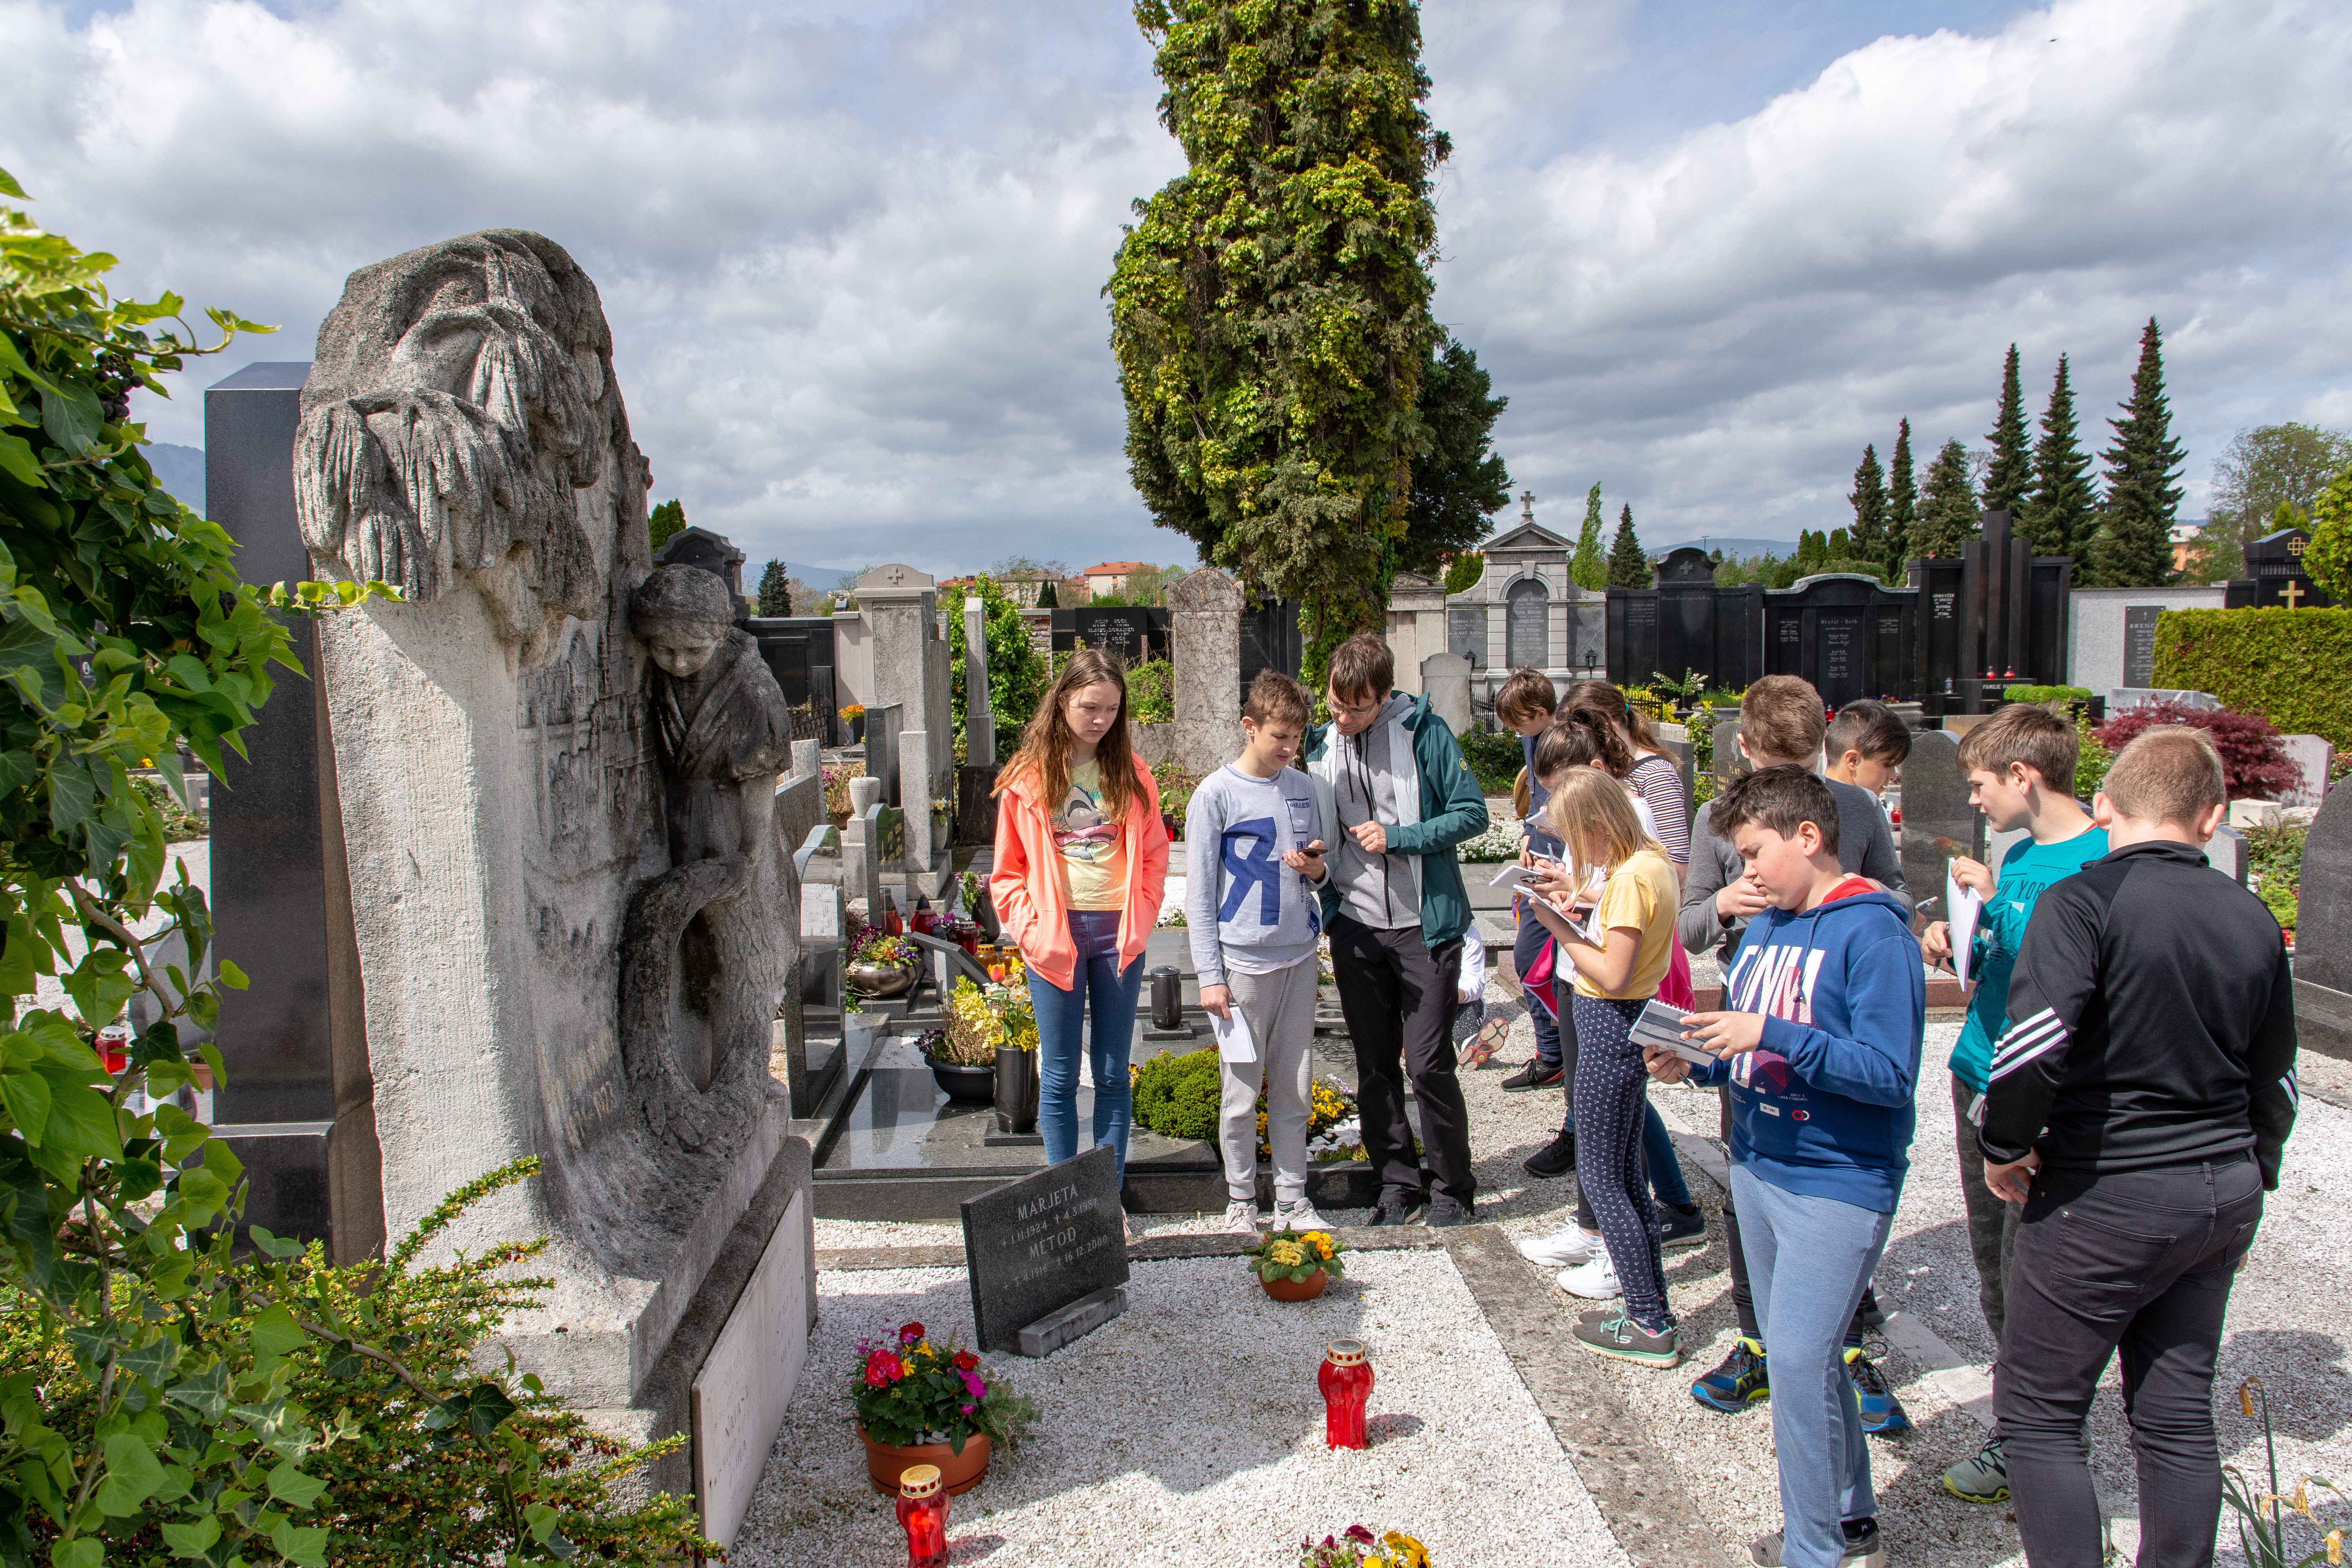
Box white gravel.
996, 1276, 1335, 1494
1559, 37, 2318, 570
733, 1251, 1630, 1568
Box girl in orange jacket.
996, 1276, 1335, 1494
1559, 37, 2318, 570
989, 649, 1170, 1190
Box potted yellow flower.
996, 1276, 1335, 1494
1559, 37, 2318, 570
1245, 1227, 1345, 1302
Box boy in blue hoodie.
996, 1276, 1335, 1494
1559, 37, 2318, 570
1651, 766, 1922, 1568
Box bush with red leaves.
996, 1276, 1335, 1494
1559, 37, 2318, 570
2092, 700, 2299, 801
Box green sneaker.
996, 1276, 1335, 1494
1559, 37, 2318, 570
1942, 1434, 2009, 1503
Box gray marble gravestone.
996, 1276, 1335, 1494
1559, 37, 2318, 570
2296, 782, 2352, 1056
1898, 729, 1981, 929
2279, 735, 2334, 809
290, 230, 811, 1548
960, 1145, 1131, 1356
1421, 651, 1472, 735
1168, 566, 1243, 778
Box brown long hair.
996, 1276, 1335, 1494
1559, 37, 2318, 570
1563, 678, 1659, 753
995, 648, 1141, 824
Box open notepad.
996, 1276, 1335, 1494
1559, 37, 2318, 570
1628, 998, 1718, 1065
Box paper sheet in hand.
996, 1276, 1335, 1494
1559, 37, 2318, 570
1945, 868, 1984, 986
1487, 864, 1534, 891
1629, 998, 1716, 1064
1210, 1007, 1256, 1064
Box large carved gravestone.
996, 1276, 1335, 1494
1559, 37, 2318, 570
1168, 567, 1243, 778
292, 230, 812, 1548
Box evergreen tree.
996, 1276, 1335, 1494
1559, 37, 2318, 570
1847, 443, 1889, 576
755, 559, 791, 616
1913, 437, 1982, 557
1107, 0, 1449, 681
1984, 343, 2032, 517
1399, 335, 1511, 577
1887, 418, 1918, 575
648, 497, 686, 553
2021, 353, 2097, 561
1570, 482, 1607, 590
2093, 317, 2187, 587
1036, 577, 1058, 608
1606, 503, 1648, 587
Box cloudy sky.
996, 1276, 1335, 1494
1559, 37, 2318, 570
7, 0, 2348, 577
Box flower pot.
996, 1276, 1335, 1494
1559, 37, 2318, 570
858, 1427, 990, 1497
848, 715, 866, 744
1261, 1269, 1329, 1303
993, 1045, 1039, 1134
929, 1058, 996, 1103
847, 960, 918, 999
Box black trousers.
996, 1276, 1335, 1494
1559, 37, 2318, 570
1329, 915, 1475, 1207
1997, 1155, 2263, 1568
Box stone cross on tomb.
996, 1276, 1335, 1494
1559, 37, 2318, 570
1519, 490, 1536, 524
886, 566, 907, 586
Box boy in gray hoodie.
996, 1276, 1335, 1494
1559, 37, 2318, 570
1186, 671, 1331, 1232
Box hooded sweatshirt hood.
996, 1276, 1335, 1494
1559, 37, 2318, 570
1697, 880, 1924, 1213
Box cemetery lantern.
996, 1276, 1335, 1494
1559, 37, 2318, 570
895, 1463, 951, 1567
1319, 1339, 1373, 1449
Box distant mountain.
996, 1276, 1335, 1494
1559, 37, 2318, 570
144, 443, 205, 517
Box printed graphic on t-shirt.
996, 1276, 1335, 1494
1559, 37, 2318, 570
1053, 773, 1118, 862
1220, 815, 1281, 924
1721, 941, 1816, 1098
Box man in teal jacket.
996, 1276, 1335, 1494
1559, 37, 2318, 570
1302, 633, 1490, 1225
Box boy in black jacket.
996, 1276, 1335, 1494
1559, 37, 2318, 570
1980, 726, 2299, 1568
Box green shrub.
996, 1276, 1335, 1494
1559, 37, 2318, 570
1457, 725, 1523, 794
2075, 717, 2113, 798
2001, 684, 2093, 705
1130, 1047, 1222, 1140
1127, 657, 1175, 723
2244, 823, 2306, 931
2153, 608, 2352, 751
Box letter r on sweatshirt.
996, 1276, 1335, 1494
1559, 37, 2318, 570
1219, 816, 1281, 925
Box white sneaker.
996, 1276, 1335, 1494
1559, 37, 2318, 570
1518, 1225, 1602, 1267
1273, 1200, 1328, 1231
1557, 1255, 1622, 1299
1221, 1201, 1262, 1234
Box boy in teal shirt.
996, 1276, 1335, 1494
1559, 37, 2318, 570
1922, 703, 2107, 1505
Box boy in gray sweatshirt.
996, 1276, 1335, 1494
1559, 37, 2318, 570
1186, 671, 1331, 1232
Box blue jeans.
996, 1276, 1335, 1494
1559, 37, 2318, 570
1642, 1102, 1691, 1208
1027, 910, 1145, 1183
1730, 1164, 1894, 1568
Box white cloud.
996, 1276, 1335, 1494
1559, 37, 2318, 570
3, 0, 2345, 577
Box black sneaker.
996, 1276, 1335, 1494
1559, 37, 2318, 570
1367, 1194, 1428, 1227
1499, 1059, 1563, 1092
1425, 1194, 1474, 1228
1657, 1200, 1706, 1248
1748, 1517, 1882, 1567
1522, 1132, 1576, 1178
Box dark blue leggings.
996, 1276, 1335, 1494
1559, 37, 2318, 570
1570, 994, 1672, 1333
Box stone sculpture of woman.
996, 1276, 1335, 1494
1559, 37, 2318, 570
619, 565, 795, 1152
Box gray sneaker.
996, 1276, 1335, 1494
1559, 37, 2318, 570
1572, 1313, 1682, 1368
1942, 1434, 2009, 1503
1424, 1194, 1474, 1228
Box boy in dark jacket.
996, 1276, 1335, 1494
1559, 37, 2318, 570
1651, 766, 1922, 1568
1980, 726, 2298, 1568
1302, 633, 1489, 1227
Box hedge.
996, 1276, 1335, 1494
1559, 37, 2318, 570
2152, 608, 2352, 752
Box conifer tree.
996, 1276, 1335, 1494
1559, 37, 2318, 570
1984, 343, 2032, 517
756, 559, 791, 616
1847, 443, 1889, 577
2092, 317, 2187, 588
1606, 502, 1648, 587
1036, 578, 1059, 608
2021, 353, 2096, 560
648, 497, 686, 553
1913, 437, 1982, 558
1887, 418, 1918, 575
1570, 482, 1607, 590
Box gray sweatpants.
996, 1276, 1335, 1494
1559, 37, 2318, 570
1218, 956, 1321, 1204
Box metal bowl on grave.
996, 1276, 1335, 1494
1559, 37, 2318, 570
846, 960, 918, 999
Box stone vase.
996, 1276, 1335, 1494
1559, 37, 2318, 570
992, 1046, 1038, 1134
858, 1427, 990, 1497
1260, 1269, 1329, 1303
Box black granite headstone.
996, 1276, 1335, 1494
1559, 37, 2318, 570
1504, 578, 1548, 669
960, 1145, 1130, 1354
1897, 729, 1980, 930
2295, 783, 2352, 994
1071, 606, 1168, 663
2122, 605, 2163, 688
864, 702, 903, 806
2226, 528, 2337, 610
1240, 594, 1306, 703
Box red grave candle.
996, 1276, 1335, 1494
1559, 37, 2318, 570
894, 1464, 949, 1567
1319, 1338, 1372, 1450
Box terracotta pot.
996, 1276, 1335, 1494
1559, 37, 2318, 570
859, 1427, 991, 1496
1260, 1269, 1329, 1302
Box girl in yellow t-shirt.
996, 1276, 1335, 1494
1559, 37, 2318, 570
1522, 766, 1685, 1366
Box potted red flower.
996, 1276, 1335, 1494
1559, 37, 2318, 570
851, 1321, 1037, 1495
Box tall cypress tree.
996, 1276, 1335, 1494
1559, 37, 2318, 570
1913, 437, 1982, 558
755, 558, 791, 616
2094, 317, 2186, 588
1887, 418, 1918, 575
1570, 482, 1607, 590
1848, 443, 1889, 579
1984, 343, 2032, 517
2021, 353, 2096, 559
1606, 502, 1648, 587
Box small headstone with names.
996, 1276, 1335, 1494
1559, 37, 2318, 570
1898, 729, 1980, 928
959, 1145, 1130, 1356
2122, 605, 2163, 689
